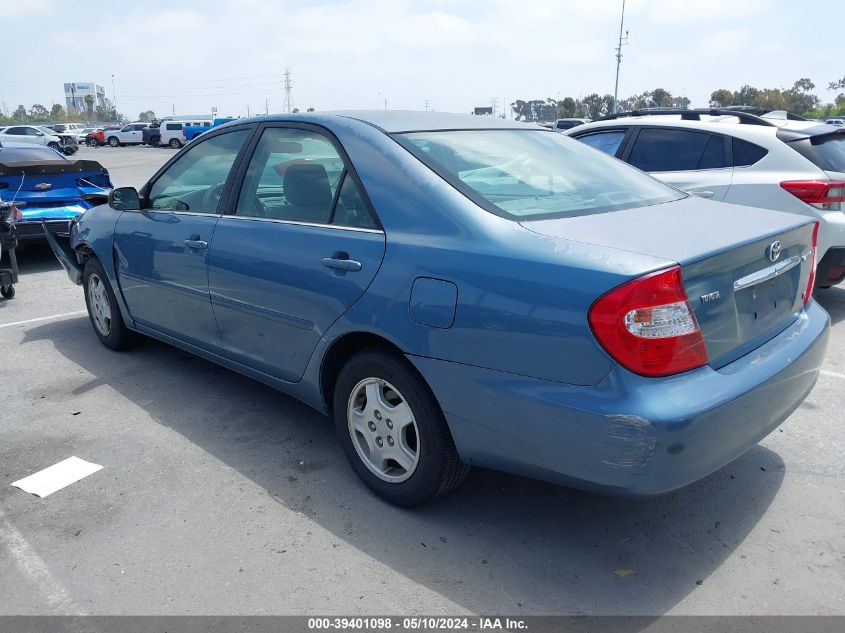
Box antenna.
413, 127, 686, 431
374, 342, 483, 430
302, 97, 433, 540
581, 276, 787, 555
283, 68, 293, 114
612, 0, 629, 114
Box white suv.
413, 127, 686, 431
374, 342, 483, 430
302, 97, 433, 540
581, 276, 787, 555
567, 110, 845, 288
105, 122, 148, 147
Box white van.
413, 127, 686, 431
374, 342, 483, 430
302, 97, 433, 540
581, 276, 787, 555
159, 120, 212, 148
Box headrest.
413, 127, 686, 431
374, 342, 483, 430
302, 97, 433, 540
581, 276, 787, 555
283, 162, 332, 208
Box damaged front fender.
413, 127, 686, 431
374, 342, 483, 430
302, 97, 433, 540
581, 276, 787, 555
42, 219, 83, 285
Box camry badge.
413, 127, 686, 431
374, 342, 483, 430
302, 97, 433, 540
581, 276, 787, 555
35, 182, 52, 190
701, 291, 721, 304
767, 240, 782, 262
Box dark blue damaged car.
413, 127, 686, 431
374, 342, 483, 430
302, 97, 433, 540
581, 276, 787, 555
45, 111, 829, 506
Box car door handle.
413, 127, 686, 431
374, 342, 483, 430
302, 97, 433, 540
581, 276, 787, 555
688, 190, 715, 198
322, 256, 362, 272
184, 239, 208, 250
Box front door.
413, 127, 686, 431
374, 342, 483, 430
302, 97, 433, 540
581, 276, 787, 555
113, 128, 252, 350
208, 125, 386, 382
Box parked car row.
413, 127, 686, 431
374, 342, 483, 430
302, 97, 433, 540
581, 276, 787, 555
566, 109, 845, 288
42, 111, 829, 507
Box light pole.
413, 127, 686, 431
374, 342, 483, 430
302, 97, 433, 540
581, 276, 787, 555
110, 74, 118, 122
612, 0, 629, 113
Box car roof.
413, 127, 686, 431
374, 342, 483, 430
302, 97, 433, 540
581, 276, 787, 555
234, 110, 540, 134
0, 142, 67, 158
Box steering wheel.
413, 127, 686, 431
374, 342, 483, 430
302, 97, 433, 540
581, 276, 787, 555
201, 182, 226, 210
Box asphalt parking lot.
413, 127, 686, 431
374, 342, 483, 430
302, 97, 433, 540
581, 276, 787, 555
1, 146, 843, 616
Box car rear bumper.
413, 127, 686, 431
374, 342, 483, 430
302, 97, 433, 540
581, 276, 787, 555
16, 219, 72, 241
817, 246, 845, 286
409, 301, 830, 496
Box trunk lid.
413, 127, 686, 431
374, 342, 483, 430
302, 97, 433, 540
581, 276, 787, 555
522, 196, 816, 367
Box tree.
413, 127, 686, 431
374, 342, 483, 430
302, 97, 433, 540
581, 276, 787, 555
650, 88, 673, 107
83, 94, 95, 121
733, 85, 759, 106
710, 89, 734, 107
561, 97, 576, 117
29, 104, 50, 122
672, 96, 691, 110
829, 76, 845, 92
138, 110, 156, 122
50, 103, 67, 122
581, 93, 608, 119
306, 107, 315, 112
784, 78, 819, 115
11, 105, 28, 122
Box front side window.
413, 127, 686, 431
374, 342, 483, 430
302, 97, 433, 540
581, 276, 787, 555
576, 130, 626, 156
236, 127, 378, 228
147, 129, 250, 213
628, 128, 711, 172
399, 129, 682, 220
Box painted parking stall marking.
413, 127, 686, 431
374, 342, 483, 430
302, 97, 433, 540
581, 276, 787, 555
820, 369, 845, 380
11, 457, 103, 499
0, 310, 86, 330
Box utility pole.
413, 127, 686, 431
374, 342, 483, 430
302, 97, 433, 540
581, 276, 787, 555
265, 98, 269, 115
384, 98, 388, 110
613, 0, 629, 114
424, 99, 429, 111
283, 68, 293, 114
247, 104, 250, 117
172, 103, 175, 116
490, 97, 498, 117
111, 74, 117, 121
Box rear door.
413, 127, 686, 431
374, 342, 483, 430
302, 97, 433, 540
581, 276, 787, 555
622, 127, 734, 201
208, 123, 386, 382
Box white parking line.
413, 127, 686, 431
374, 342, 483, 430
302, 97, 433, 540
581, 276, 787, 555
0, 311, 86, 330
820, 369, 845, 380
0, 508, 84, 615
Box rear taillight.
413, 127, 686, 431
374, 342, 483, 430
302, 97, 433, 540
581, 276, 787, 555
804, 221, 819, 304
780, 180, 845, 208
588, 266, 708, 377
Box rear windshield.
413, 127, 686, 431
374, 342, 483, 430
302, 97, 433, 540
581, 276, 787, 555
791, 135, 845, 173
397, 129, 683, 220
0, 147, 65, 162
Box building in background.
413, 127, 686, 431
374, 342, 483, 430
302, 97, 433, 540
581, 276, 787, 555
64, 82, 106, 117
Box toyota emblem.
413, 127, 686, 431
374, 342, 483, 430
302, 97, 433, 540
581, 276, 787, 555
767, 240, 782, 262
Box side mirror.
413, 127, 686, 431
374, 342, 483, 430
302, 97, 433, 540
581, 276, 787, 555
109, 187, 141, 211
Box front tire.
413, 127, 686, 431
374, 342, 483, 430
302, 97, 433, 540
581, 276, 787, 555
83, 259, 137, 351
1, 285, 14, 299
48, 142, 61, 151
333, 350, 468, 507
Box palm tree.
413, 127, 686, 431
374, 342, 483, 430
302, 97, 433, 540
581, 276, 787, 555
84, 94, 95, 122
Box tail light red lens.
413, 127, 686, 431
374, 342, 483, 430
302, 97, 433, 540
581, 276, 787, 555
588, 266, 708, 377
780, 180, 845, 206
804, 221, 819, 305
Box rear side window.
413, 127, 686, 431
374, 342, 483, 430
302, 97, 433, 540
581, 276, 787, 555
166, 123, 183, 131
789, 135, 845, 173
576, 130, 626, 156
732, 138, 768, 167
628, 128, 711, 172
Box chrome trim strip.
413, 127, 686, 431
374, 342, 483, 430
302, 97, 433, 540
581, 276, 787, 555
219, 214, 384, 234
733, 255, 801, 291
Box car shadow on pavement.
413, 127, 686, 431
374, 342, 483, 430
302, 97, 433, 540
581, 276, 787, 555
816, 286, 844, 325
24, 317, 787, 616
11, 243, 62, 275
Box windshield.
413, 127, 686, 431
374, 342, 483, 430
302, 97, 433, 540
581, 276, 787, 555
38, 127, 57, 135
398, 129, 683, 220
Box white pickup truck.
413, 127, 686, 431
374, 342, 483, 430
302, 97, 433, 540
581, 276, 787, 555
104, 122, 148, 147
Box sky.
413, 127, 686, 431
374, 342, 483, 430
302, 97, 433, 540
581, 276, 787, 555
2, 0, 843, 120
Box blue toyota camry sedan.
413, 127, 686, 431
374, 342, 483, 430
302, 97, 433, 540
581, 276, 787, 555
46, 111, 829, 506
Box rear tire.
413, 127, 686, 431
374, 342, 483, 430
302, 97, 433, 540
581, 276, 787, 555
150, 136, 160, 148
86, 138, 98, 147
333, 349, 468, 507
83, 259, 138, 351
169, 138, 182, 149
107, 136, 120, 147
1, 285, 14, 299
48, 142, 61, 151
